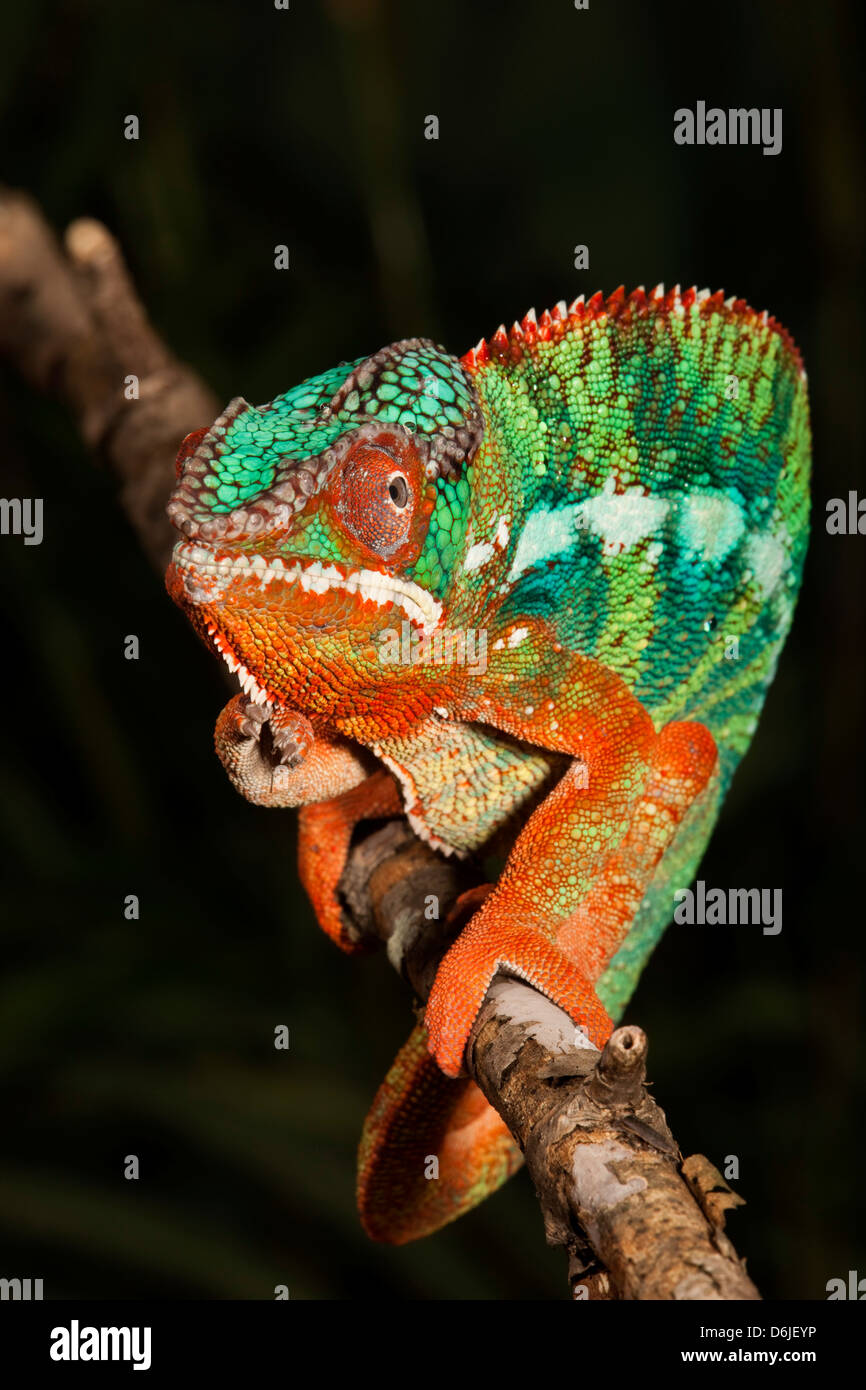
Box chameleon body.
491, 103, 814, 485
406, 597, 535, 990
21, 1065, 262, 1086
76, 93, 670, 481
166, 286, 810, 1244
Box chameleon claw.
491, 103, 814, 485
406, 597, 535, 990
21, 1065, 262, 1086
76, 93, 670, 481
233, 698, 314, 769
236, 700, 270, 741
270, 712, 314, 768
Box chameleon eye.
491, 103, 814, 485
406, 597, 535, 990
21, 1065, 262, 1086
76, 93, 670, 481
333, 432, 428, 562
388, 474, 409, 508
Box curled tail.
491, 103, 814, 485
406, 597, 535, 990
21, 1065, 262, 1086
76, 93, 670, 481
357, 1024, 521, 1244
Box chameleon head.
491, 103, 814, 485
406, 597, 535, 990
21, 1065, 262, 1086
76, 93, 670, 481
165, 339, 483, 712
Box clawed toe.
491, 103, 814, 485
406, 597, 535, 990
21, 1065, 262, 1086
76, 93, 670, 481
236, 701, 271, 741
271, 721, 308, 768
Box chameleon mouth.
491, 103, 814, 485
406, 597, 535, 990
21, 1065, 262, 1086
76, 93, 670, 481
170, 540, 444, 633
214, 635, 275, 708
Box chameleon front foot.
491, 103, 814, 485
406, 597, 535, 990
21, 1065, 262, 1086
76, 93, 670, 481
214, 694, 371, 809
214, 694, 317, 806
231, 697, 315, 768
424, 915, 613, 1078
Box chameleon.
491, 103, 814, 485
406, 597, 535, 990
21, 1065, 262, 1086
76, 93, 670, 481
165, 285, 810, 1244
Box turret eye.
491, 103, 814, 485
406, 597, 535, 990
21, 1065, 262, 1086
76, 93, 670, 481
333, 430, 428, 562
388, 474, 409, 508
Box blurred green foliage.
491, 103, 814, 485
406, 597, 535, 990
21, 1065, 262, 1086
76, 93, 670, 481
0, 0, 864, 1299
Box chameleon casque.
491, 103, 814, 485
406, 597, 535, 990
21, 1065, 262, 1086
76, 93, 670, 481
166, 285, 810, 1244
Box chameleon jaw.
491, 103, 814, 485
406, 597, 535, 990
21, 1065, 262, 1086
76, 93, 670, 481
208, 629, 274, 708
171, 539, 443, 635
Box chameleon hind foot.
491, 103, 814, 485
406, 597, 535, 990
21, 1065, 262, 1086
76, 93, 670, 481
425, 915, 613, 1078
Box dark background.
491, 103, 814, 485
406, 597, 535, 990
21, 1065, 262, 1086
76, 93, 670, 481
0, 0, 863, 1300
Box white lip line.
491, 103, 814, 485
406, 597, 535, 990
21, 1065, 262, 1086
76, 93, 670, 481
174, 542, 443, 634
206, 627, 273, 708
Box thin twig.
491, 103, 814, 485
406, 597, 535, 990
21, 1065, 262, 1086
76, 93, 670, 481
0, 188, 218, 570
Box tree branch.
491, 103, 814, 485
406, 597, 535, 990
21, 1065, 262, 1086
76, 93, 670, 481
0, 187, 218, 571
